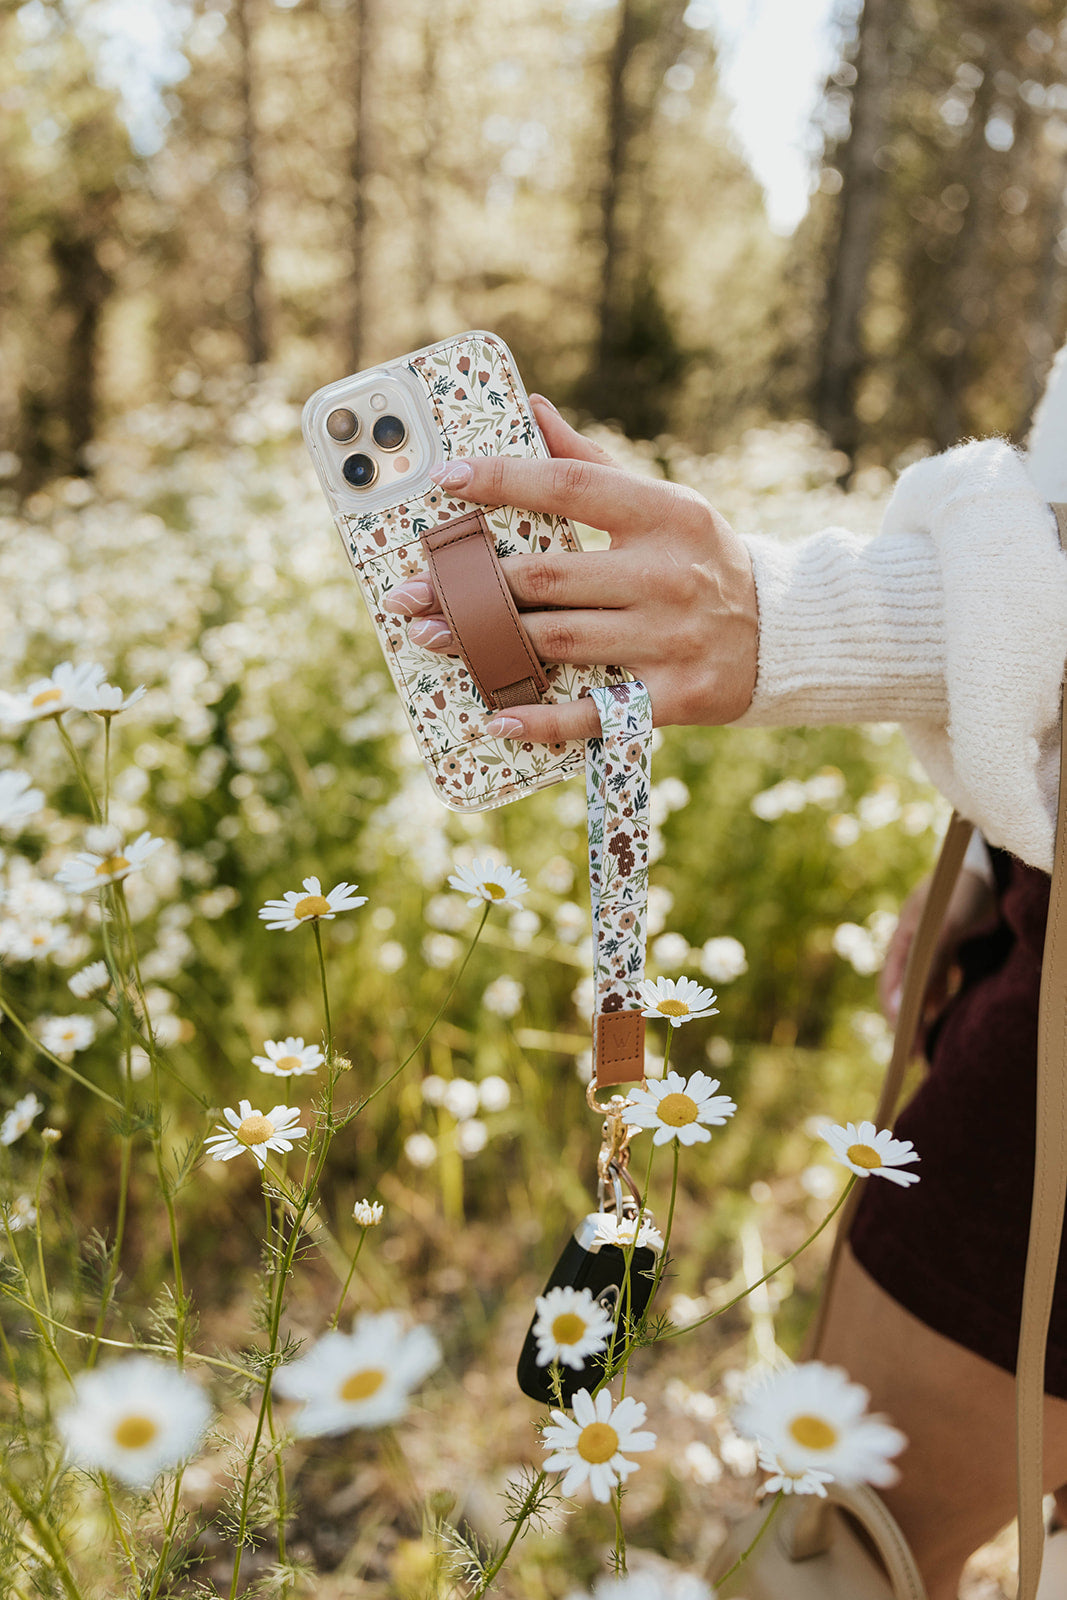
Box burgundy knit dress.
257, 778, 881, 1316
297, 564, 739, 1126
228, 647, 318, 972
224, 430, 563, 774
848, 845, 1065, 1394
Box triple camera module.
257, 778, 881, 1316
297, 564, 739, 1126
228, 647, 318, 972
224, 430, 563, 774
326, 399, 409, 490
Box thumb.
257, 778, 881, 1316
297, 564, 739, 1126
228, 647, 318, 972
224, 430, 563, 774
530, 394, 620, 469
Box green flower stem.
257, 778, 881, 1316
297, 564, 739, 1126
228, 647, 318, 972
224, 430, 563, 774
659, 1176, 857, 1342
714, 1489, 785, 1588
598, 1138, 656, 1394
0, 1466, 87, 1600
100, 1474, 139, 1588
0, 988, 123, 1110
613, 1482, 627, 1575
115, 884, 190, 1362
267, 1389, 289, 1568
227, 1168, 316, 1599
645, 1139, 680, 1314
313, 920, 333, 1065
0, 1288, 258, 1378
88, 1131, 131, 1367
102, 715, 112, 823
145, 1468, 187, 1600
0, 1315, 31, 1443
355, 903, 490, 1119
329, 1227, 367, 1330
473, 1468, 548, 1596
56, 717, 100, 823
0, 1213, 73, 1386
33, 1143, 54, 1329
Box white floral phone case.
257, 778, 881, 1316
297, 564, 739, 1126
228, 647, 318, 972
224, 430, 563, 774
303, 330, 622, 812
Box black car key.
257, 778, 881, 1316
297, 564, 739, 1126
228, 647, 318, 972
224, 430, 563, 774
516, 1207, 662, 1406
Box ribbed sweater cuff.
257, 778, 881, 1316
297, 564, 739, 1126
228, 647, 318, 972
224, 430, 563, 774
733, 527, 948, 727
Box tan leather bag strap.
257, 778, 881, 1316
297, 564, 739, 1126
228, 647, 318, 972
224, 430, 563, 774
1016, 499, 1067, 1598
812, 500, 1067, 1600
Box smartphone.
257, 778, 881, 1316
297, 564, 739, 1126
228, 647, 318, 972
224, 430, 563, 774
302, 329, 622, 812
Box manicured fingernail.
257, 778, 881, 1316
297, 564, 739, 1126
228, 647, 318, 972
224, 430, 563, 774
429, 460, 473, 491
485, 715, 524, 738
384, 580, 435, 615
529, 393, 558, 412
409, 620, 452, 649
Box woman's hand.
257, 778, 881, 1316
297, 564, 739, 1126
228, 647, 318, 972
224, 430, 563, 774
880, 866, 997, 1033
382, 395, 759, 742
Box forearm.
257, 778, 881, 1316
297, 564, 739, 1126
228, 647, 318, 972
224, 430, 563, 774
733, 526, 947, 727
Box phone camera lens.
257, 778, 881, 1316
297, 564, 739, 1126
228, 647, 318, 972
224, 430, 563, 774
342, 452, 378, 489
326, 407, 359, 442
372, 414, 407, 451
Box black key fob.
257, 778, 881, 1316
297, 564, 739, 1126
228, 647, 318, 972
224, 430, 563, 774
516, 1211, 661, 1405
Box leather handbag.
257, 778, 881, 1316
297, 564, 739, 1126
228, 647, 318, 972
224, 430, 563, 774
712, 501, 1067, 1600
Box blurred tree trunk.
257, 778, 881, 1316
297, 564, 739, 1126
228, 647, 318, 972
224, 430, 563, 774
814, 0, 893, 458
233, 0, 268, 368
412, 0, 442, 348
585, 0, 690, 433
49, 228, 113, 475
348, 0, 375, 372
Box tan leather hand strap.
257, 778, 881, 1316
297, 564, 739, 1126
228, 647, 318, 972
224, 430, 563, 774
422, 510, 548, 711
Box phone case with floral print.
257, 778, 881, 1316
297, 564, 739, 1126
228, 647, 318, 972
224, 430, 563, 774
303, 330, 623, 812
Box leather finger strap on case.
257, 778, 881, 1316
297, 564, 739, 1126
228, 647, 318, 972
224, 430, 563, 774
586, 682, 653, 1087
422, 509, 549, 711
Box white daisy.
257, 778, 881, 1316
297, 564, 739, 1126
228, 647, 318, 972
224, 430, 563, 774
447, 857, 528, 910
733, 1361, 907, 1489
5, 1194, 37, 1232
78, 679, 146, 717
56, 830, 164, 894
257, 875, 367, 931
0, 661, 107, 724
636, 976, 719, 1028
542, 1387, 656, 1503
55, 1355, 211, 1489
533, 1286, 616, 1370
625, 1070, 736, 1147
251, 1037, 324, 1078
821, 1120, 920, 1187
0, 771, 44, 831
592, 1212, 665, 1252
204, 1100, 306, 1169
478, 1074, 511, 1112
0, 920, 69, 963
68, 960, 111, 999
756, 1442, 835, 1498
583, 1573, 714, 1600
39, 1015, 96, 1061
0, 1093, 44, 1146
352, 1198, 384, 1227
273, 1311, 441, 1436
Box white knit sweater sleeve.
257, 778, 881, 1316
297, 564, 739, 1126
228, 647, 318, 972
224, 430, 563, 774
732, 438, 1067, 873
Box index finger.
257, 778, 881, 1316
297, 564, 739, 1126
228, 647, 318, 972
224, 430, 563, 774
428, 452, 701, 543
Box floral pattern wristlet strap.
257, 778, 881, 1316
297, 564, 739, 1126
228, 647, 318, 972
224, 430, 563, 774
585, 682, 653, 1089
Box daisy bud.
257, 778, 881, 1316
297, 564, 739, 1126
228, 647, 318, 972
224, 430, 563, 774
353, 1199, 384, 1228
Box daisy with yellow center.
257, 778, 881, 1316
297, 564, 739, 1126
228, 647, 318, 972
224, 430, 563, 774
733, 1360, 906, 1490
447, 857, 528, 910
56, 1355, 212, 1489
532, 1285, 615, 1371
625, 1069, 736, 1148
204, 1099, 306, 1169
0, 1092, 43, 1147
541, 1387, 657, 1503
635, 975, 719, 1028
252, 1036, 325, 1078
258, 874, 367, 932
821, 1120, 920, 1187
273, 1311, 441, 1436
56, 827, 164, 895
0, 661, 107, 725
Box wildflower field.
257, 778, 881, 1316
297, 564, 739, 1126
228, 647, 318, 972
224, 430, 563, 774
2, 384, 1004, 1598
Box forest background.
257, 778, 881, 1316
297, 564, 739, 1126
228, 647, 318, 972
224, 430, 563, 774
4, 0, 1067, 490
3, 2, 1067, 1597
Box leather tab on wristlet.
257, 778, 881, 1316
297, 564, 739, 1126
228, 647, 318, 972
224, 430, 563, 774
595, 1011, 646, 1088
422, 510, 548, 712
